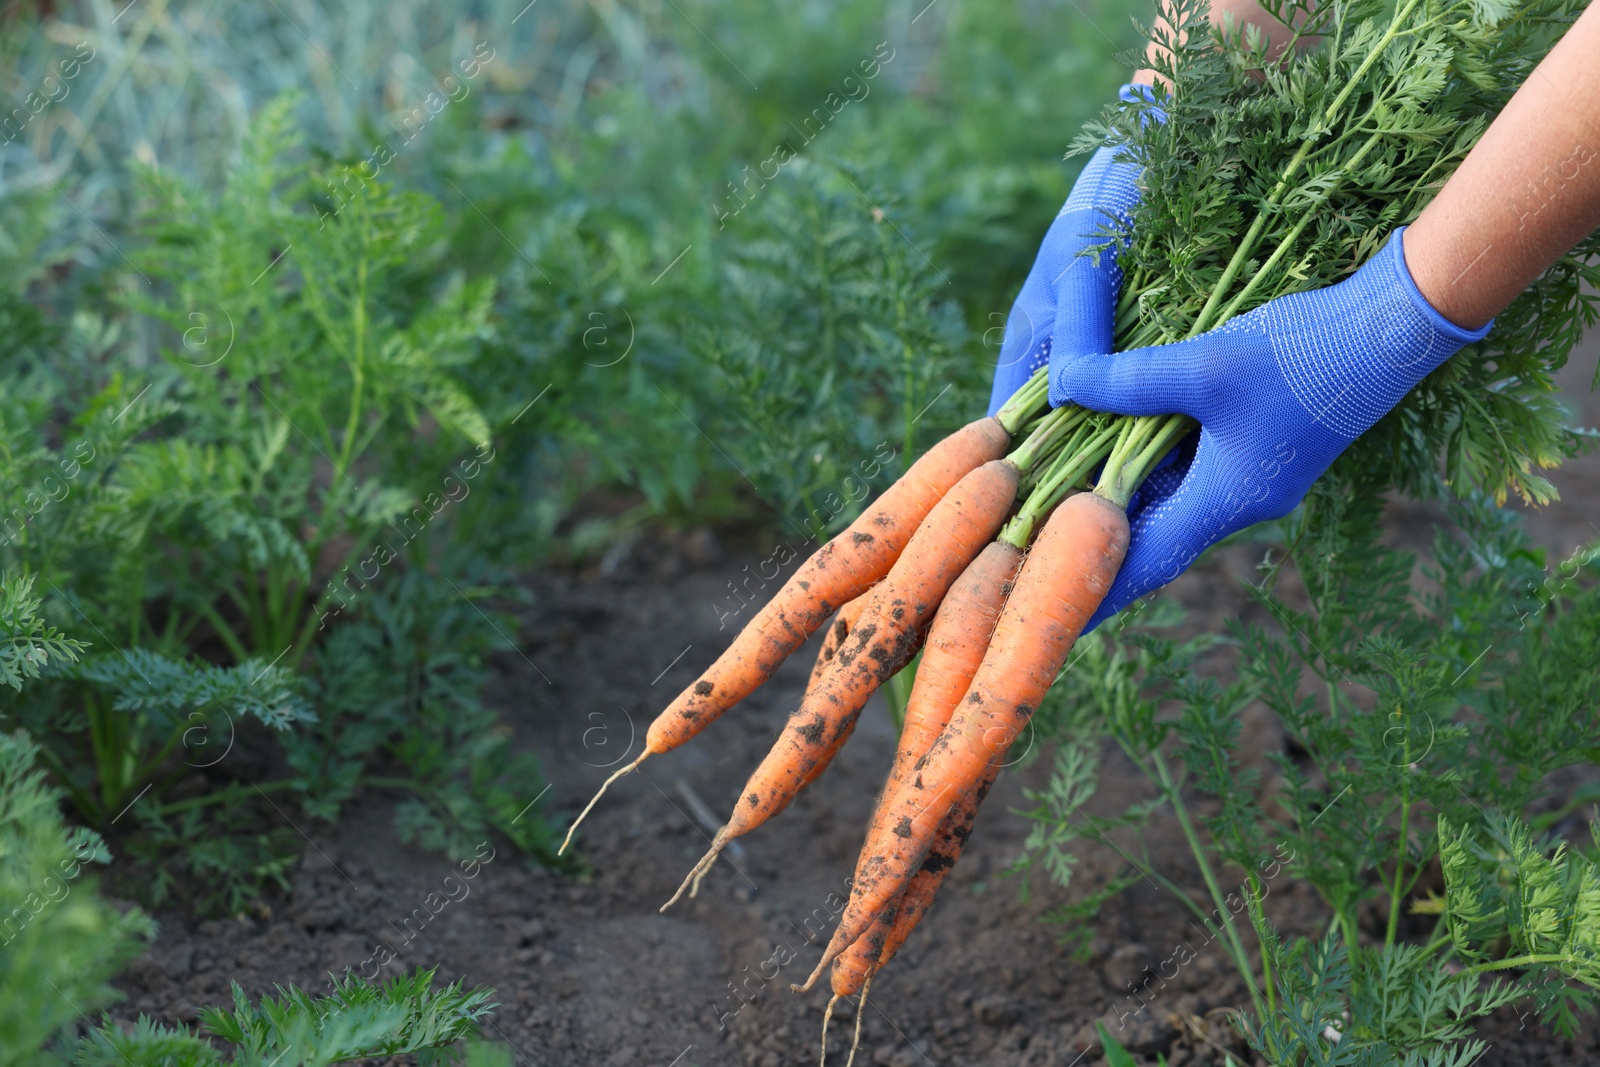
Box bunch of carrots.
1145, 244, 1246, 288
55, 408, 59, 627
560, 369, 1190, 1062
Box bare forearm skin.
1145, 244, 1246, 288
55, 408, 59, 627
1403, 2, 1600, 330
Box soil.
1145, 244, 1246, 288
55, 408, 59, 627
109, 347, 1600, 1067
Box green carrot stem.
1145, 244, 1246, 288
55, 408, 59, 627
1040, 421, 1119, 503
1094, 413, 1194, 510
1151, 750, 1268, 1020
157, 778, 301, 816
994, 370, 1051, 435
1013, 412, 1053, 444
1000, 421, 1121, 548
1463, 954, 1587, 977
1213, 211, 1316, 326
1006, 403, 1088, 474
1103, 415, 1143, 479
1015, 421, 1099, 506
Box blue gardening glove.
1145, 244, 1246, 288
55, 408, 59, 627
986, 83, 1166, 417
1055, 226, 1493, 632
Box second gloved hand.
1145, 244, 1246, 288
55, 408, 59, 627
1053, 226, 1493, 631
986, 83, 1163, 417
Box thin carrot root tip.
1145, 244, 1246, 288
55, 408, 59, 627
844, 978, 872, 1067
820, 993, 839, 1067
688, 852, 718, 899
559, 751, 647, 855
661, 831, 725, 913
796, 951, 832, 994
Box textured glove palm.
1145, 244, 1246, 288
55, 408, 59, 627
1054, 226, 1493, 631
986, 83, 1161, 417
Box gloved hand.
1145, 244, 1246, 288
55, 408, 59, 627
986, 83, 1165, 417
1054, 226, 1493, 631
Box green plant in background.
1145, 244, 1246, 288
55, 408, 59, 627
289, 569, 571, 871
687, 159, 983, 534
72, 968, 498, 1067
411, 0, 1143, 544
123, 92, 494, 664
51, 648, 311, 824
0, 384, 325, 909
0, 91, 570, 910
0, 574, 83, 690
0, 727, 154, 1067
1016, 491, 1600, 1062
2, 663, 501, 1065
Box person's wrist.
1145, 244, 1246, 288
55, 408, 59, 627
1399, 219, 1496, 332
1340, 227, 1493, 402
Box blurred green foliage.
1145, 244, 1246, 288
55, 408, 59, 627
0, 0, 1142, 910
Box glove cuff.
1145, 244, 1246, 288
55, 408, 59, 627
1386, 226, 1494, 346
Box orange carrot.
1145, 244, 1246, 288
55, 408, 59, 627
662, 459, 1022, 908
877, 759, 999, 965
791, 594, 872, 792
887, 541, 1021, 790
802, 491, 1129, 986
828, 545, 1019, 997
799, 709, 860, 794
807, 596, 871, 701
684, 597, 876, 904
832, 760, 1001, 999
558, 418, 1010, 854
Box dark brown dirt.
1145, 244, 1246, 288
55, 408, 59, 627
108, 345, 1600, 1066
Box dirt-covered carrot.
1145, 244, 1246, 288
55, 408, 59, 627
889, 541, 1021, 787
684, 597, 873, 903
828, 542, 1024, 996
822, 538, 1032, 1003
876, 761, 999, 965
809, 421, 1116, 988
797, 412, 1092, 815
800, 415, 1187, 987
557, 380, 1050, 855
662, 457, 1022, 908
792, 594, 872, 794
831, 760, 1000, 999
804, 493, 1125, 982
807, 596, 870, 698
819, 539, 1024, 989
798, 706, 859, 793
